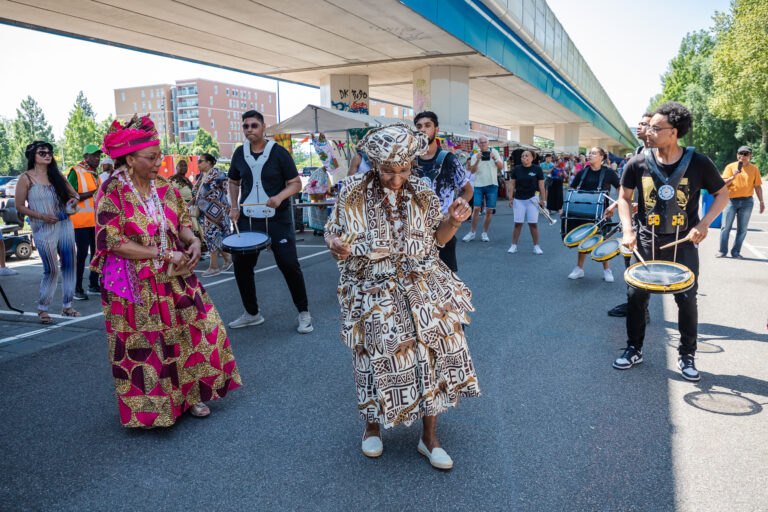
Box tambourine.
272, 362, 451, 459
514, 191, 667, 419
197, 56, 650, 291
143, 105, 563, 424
624, 261, 695, 294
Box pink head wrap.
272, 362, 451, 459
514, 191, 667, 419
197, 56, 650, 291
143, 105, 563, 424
102, 114, 160, 159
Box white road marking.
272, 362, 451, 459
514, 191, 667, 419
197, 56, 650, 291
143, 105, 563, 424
0, 311, 65, 319
743, 242, 767, 261
0, 249, 330, 346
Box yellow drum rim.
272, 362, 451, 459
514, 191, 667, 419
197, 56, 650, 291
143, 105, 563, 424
623, 261, 696, 293
619, 244, 632, 256
563, 223, 598, 247
591, 238, 621, 261
578, 234, 603, 253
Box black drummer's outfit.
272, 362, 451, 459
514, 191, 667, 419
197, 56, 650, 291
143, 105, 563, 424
228, 144, 309, 315
619, 149, 724, 360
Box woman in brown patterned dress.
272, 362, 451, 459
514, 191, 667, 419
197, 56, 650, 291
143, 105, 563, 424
325, 124, 480, 470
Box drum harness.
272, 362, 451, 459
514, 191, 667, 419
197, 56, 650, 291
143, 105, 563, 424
643, 147, 693, 263
241, 139, 277, 235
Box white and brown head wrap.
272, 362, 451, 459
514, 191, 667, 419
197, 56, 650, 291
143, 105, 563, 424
356, 123, 428, 167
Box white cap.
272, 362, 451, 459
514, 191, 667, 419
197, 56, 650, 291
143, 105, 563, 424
100, 157, 114, 165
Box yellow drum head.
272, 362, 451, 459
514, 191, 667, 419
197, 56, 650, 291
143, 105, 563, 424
624, 261, 695, 294
564, 223, 598, 247
577, 234, 603, 253
591, 238, 621, 261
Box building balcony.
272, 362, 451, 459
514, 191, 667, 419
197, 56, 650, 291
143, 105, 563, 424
179, 123, 200, 132
180, 134, 196, 144
177, 87, 198, 97
177, 99, 198, 108
178, 111, 198, 120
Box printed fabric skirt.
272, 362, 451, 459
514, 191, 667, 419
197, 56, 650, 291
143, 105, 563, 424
103, 270, 242, 428
340, 255, 481, 428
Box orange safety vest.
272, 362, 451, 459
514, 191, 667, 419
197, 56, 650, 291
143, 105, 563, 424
71, 164, 100, 229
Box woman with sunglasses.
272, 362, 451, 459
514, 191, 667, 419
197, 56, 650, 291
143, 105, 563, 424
15, 141, 81, 323
325, 124, 480, 470
93, 115, 241, 427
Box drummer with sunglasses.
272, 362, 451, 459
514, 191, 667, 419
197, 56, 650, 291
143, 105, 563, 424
227, 110, 312, 334
614, 101, 728, 382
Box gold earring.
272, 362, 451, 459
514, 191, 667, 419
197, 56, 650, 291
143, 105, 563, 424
128, 167, 134, 177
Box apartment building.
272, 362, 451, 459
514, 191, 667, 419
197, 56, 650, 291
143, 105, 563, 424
369, 99, 414, 120
114, 84, 175, 143
114, 78, 277, 158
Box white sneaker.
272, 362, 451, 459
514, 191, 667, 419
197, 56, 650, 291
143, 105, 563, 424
0, 267, 18, 276
533, 245, 543, 255
297, 311, 313, 334
481, 232, 490, 242
361, 434, 383, 458
229, 311, 265, 329
417, 438, 453, 470
462, 231, 476, 242
507, 244, 518, 254
568, 267, 584, 279
604, 269, 614, 282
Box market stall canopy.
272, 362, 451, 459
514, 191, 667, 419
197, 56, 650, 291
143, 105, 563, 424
266, 104, 401, 136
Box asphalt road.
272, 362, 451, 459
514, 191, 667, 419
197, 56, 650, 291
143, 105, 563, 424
0, 199, 766, 511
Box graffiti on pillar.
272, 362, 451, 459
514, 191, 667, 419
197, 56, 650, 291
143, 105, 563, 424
332, 88, 369, 114
413, 78, 430, 113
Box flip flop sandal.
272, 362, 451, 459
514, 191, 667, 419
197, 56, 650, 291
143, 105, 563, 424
38, 311, 54, 325
61, 308, 82, 317
190, 403, 211, 418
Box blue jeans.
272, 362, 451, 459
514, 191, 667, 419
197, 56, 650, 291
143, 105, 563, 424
719, 196, 754, 256
473, 185, 498, 209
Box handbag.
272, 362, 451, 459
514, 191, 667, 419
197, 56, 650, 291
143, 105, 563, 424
188, 175, 206, 217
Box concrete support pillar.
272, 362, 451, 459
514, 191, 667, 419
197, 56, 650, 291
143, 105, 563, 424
413, 65, 469, 135
554, 123, 580, 154
518, 125, 534, 146
320, 74, 369, 114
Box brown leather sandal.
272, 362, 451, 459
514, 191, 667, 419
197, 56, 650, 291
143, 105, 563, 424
38, 310, 54, 325
61, 307, 81, 317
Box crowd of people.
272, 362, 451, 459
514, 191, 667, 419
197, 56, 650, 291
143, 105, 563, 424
1, 99, 762, 471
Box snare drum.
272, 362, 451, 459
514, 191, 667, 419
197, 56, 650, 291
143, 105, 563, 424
624, 261, 695, 294
577, 233, 603, 253
563, 223, 598, 247
221, 231, 271, 255
590, 238, 621, 261
619, 243, 632, 258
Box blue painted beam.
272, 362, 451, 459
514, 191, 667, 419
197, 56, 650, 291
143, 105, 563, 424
400, 0, 635, 148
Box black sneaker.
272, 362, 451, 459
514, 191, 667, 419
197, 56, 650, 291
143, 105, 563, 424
677, 355, 700, 382
87, 285, 101, 295
607, 303, 628, 317
73, 290, 88, 301
613, 346, 643, 370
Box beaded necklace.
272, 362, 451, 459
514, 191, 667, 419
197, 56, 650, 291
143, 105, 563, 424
118, 168, 168, 270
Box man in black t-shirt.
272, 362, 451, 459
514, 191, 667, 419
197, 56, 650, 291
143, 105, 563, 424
414, 111, 473, 272
613, 102, 729, 382
227, 110, 312, 333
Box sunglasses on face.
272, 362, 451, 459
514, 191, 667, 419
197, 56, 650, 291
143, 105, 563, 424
738, 152, 751, 156
36, 151, 53, 157
242, 123, 261, 130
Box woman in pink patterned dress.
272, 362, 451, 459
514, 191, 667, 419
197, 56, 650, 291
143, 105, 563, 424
93, 115, 241, 428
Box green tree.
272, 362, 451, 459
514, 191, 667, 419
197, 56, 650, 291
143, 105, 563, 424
190, 128, 220, 159
10, 96, 56, 170
709, 0, 768, 170
63, 105, 99, 169
74, 90, 95, 119
0, 119, 14, 174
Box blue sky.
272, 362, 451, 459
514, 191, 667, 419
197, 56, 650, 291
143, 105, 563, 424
0, 0, 731, 137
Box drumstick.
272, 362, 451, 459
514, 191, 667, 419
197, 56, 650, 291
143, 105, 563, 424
633, 247, 650, 270
659, 233, 692, 250
234, 222, 240, 236
241, 202, 268, 206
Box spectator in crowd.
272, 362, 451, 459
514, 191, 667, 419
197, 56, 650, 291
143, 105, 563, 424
15, 141, 80, 323
506, 150, 545, 254
464, 137, 503, 242
717, 145, 764, 258
193, 153, 233, 276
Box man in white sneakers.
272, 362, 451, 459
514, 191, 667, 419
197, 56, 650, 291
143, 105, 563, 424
463, 137, 503, 242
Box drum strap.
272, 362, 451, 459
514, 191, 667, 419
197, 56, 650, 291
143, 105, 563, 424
644, 147, 693, 236
643, 147, 693, 192
576, 166, 606, 191
242, 140, 276, 218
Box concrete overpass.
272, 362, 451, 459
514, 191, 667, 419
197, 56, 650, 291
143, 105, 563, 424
0, 0, 637, 153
